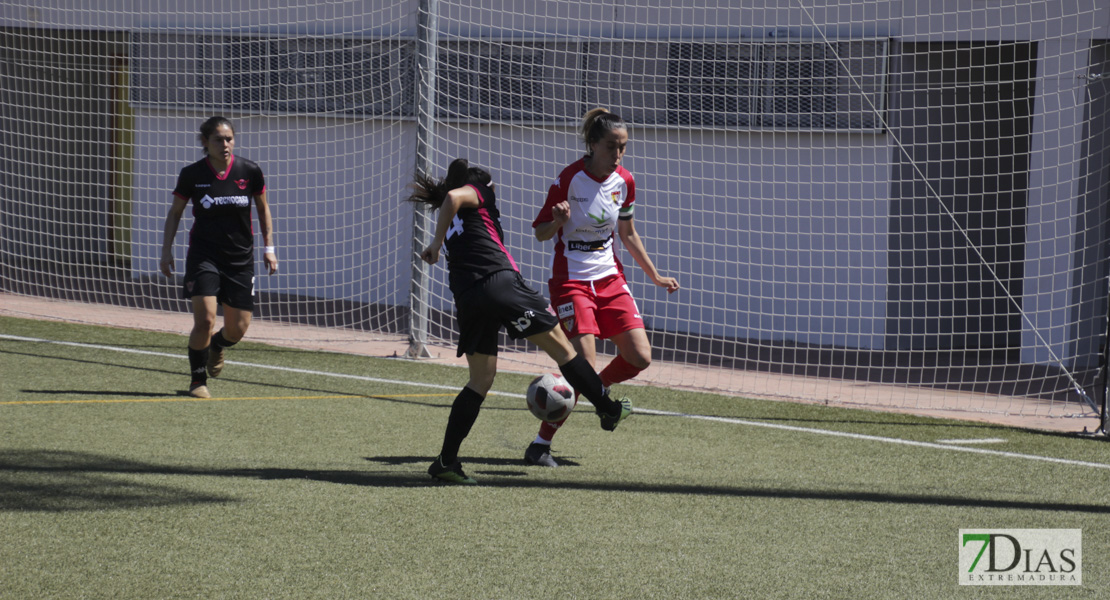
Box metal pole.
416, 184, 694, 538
1082, 265, 1110, 438
1099, 272, 1110, 435
406, 0, 438, 359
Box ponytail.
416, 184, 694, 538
580, 108, 626, 152
408, 158, 492, 210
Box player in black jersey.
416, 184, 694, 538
409, 158, 632, 485
159, 116, 277, 399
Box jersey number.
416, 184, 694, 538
446, 215, 464, 241
512, 311, 535, 332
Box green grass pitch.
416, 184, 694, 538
1, 315, 1108, 599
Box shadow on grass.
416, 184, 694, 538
3, 449, 1108, 515
23, 390, 183, 398
0, 450, 235, 512
367, 455, 582, 468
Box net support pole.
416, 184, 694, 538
405, 0, 438, 359
1099, 78, 1110, 438
1083, 269, 1110, 438
1098, 274, 1110, 436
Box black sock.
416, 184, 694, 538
439, 386, 485, 464
558, 354, 617, 415
211, 329, 237, 351
188, 346, 209, 384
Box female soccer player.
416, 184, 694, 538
410, 158, 631, 485
159, 116, 277, 399
525, 108, 679, 467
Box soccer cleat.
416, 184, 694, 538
524, 442, 558, 467
428, 456, 477, 485
597, 397, 632, 431
188, 382, 211, 399
207, 345, 225, 377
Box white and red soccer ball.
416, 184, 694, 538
526, 373, 576, 422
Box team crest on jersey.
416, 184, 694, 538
611, 191, 621, 205
236, 179, 248, 190
562, 318, 575, 333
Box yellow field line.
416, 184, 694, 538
0, 394, 455, 406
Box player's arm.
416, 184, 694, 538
421, 185, 481, 265
617, 218, 679, 293
534, 203, 570, 242
254, 191, 278, 275
533, 181, 570, 242
160, 195, 189, 277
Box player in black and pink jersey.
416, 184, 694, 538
525, 108, 680, 467
159, 116, 277, 399
409, 158, 631, 485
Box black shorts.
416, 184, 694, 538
182, 257, 255, 311
454, 270, 559, 357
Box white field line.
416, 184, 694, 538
5, 334, 1109, 472
935, 438, 1009, 445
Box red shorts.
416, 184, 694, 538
548, 273, 643, 340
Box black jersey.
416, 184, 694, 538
444, 183, 519, 294
173, 155, 266, 269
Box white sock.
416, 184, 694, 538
532, 436, 551, 446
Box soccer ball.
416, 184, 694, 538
526, 373, 576, 422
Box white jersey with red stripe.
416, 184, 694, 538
532, 158, 636, 282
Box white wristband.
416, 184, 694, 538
264, 246, 276, 254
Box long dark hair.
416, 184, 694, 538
198, 116, 235, 155
408, 158, 492, 210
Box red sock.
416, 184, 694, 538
599, 354, 645, 387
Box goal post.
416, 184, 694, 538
1, 1, 1109, 429
405, 0, 440, 360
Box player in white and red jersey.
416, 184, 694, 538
159, 116, 277, 400
409, 158, 632, 485
526, 108, 680, 467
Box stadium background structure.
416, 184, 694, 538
2, 1, 1110, 432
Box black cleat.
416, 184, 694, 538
597, 398, 632, 431
524, 442, 558, 467
428, 456, 477, 485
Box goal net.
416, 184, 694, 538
2, 1, 1108, 428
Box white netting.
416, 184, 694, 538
2, 1, 1108, 425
